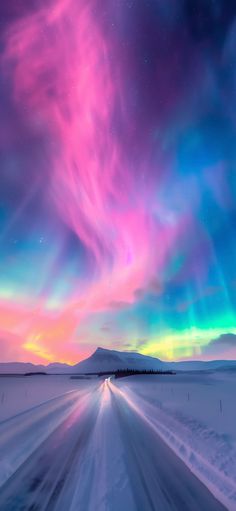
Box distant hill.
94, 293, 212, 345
0, 361, 72, 374
0, 362, 45, 374
0, 347, 236, 374
46, 362, 73, 374
167, 359, 236, 371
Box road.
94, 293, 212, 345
0, 378, 227, 511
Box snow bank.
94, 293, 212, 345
116, 372, 236, 510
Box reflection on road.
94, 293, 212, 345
0, 378, 227, 511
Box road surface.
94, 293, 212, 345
0, 378, 227, 511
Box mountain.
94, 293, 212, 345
72, 348, 236, 373
168, 359, 236, 371
0, 362, 45, 374
0, 361, 73, 374
0, 347, 236, 374
46, 363, 73, 374
71, 347, 166, 373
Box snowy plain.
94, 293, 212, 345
0, 374, 88, 421
115, 371, 236, 510
0, 371, 235, 510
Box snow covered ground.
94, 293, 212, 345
115, 371, 236, 510
0, 372, 235, 510
0, 374, 94, 422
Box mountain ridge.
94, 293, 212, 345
0, 346, 236, 373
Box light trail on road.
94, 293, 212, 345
0, 379, 227, 511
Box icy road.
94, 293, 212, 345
0, 378, 227, 511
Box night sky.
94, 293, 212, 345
1, 0, 236, 364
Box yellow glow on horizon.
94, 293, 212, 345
138, 325, 236, 361
22, 335, 74, 365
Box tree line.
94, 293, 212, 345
96, 369, 175, 378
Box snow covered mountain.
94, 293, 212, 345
0, 362, 46, 374
0, 362, 73, 374
71, 348, 236, 373
1, 347, 236, 374
71, 347, 166, 373
46, 363, 73, 374
168, 359, 236, 372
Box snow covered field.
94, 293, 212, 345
0, 374, 93, 422
115, 371, 236, 510
0, 372, 235, 510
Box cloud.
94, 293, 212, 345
203, 333, 236, 356
134, 278, 163, 300
108, 301, 131, 310
135, 338, 148, 348
100, 325, 110, 332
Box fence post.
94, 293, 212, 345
220, 399, 222, 413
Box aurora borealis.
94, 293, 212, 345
0, 0, 236, 364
